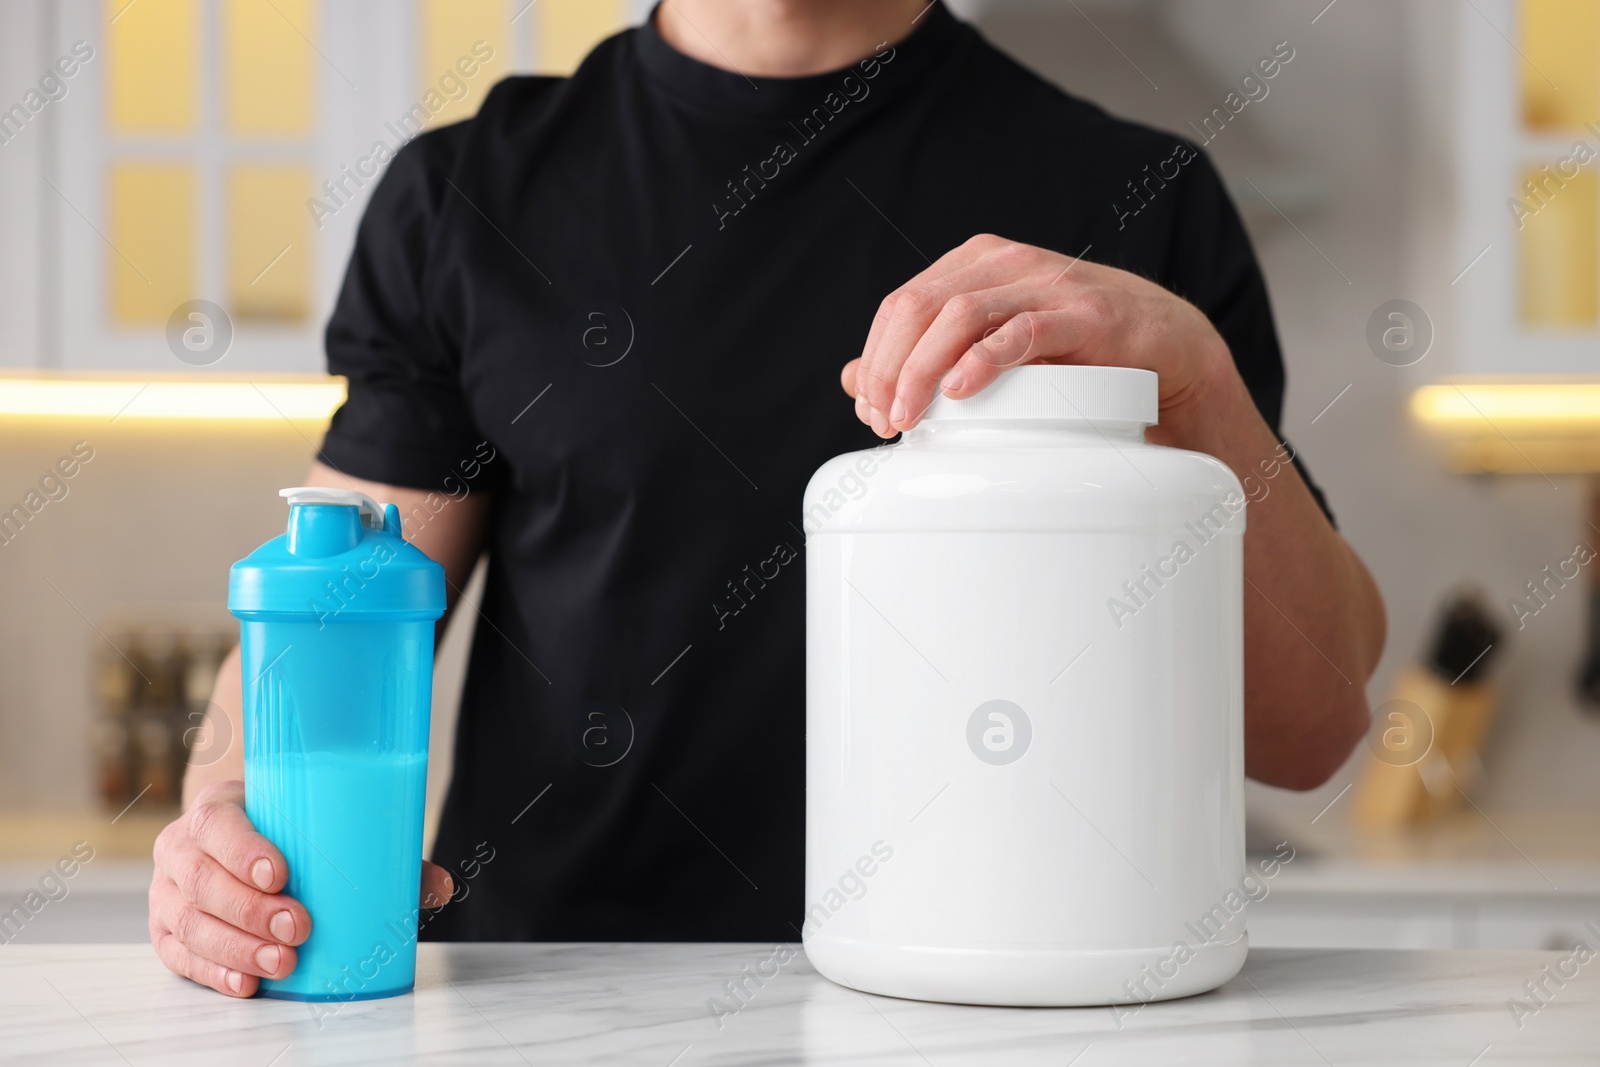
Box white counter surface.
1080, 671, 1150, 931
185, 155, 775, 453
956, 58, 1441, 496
2, 942, 1591, 1065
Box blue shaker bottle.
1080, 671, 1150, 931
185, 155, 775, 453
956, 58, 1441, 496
228, 487, 445, 1001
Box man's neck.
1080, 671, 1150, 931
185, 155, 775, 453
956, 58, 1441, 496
653, 0, 930, 78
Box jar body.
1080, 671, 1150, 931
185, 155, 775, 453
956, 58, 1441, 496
803, 423, 1247, 1007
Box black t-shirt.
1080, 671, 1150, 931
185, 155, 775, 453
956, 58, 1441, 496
319, 2, 1327, 942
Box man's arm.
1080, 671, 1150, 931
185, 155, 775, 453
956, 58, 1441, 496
153, 462, 490, 998
1154, 360, 1383, 788
846, 234, 1385, 790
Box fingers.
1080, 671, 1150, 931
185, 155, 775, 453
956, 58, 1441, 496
872, 296, 1099, 436
184, 781, 290, 894
840, 358, 861, 399
156, 782, 310, 946
152, 917, 257, 998
856, 233, 1010, 390
939, 305, 1097, 403
156, 827, 310, 948
842, 358, 871, 425
854, 264, 1120, 436
149, 779, 310, 997
421, 860, 455, 909
150, 866, 297, 997
890, 286, 1070, 431
857, 258, 1022, 435
152, 873, 298, 982
854, 237, 1104, 438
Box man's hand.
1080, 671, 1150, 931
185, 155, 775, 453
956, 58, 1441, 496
841, 233, 1386, 789
842, 233, 1233, 437
150, 780, 455, 997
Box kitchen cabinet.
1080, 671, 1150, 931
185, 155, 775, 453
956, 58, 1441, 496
1247, 854, 1600, 951
1250, 886, 1600, 951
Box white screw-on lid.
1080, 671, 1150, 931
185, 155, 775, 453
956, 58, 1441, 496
921, 365, 1158, 425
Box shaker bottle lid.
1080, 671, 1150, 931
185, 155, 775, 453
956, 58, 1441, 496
228, 487, 446, 621
921, 365, 1158, 425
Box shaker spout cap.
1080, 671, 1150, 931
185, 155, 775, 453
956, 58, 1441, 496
280, 487, 382, 558
280, 486, 384, 529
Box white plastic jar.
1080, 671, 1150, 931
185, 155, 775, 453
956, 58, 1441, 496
803, 365, 1247, 1007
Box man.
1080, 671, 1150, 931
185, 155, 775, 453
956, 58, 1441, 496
151, 0, 1385, 997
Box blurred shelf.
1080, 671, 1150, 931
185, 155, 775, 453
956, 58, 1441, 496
0, 809, 173, 864
1437, 437, 1600, 474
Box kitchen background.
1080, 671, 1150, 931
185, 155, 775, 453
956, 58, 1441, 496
1, 0, 1596, 949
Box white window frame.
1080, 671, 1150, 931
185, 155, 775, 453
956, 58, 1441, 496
47, 0, 424, 373
6, 0, 648, 372
1455, 0, 1600, 376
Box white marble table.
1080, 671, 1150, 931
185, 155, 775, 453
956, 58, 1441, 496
1, 943, 1591, 1065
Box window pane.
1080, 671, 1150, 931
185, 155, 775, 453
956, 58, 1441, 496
1518, 166, 1598, 326
537, 0, 627, 75
421, 0, 508, 128
109, 164, 196, 324
224, 0, 316, 135
1520, 0, 1600, 131
228, 166, 313, 323
107, 0, 198, 133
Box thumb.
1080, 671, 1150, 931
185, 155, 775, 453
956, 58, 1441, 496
420, 860, 455, 909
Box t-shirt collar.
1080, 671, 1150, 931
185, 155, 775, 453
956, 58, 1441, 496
634, 1, 964, 119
